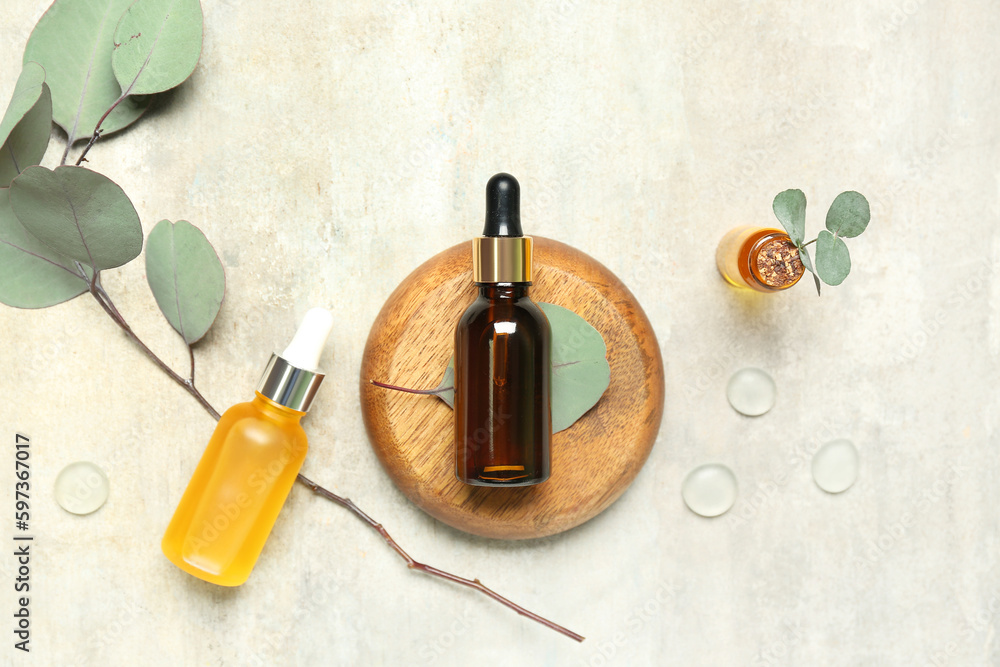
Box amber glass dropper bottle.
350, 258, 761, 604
162, 308, 334, 586
454, 173, 552, 486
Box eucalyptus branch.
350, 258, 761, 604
88, 283, 220, 420
73, 128, 102, 165
72, 92, 128, 166
60, 141, 71, 166
297, 473, 585, 643
89, 286, 583, 642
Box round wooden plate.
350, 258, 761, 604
360, 237, 664, 539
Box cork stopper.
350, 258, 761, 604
751, 235, 805, 289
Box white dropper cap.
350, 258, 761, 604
256, 307, 334, 412
281, 307, 334, 372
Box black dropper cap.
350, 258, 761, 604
483, 173, 522, 237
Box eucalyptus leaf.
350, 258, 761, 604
797, 244, 821, 296
815, 230, 851, 286
435, 360, 456, 406
0, 188, 92, 308
825, 191, 870, 238
9, 165, 142, 270
24, 0, 150, 144
112, 0, 204, 96
434, 302, 610, 434
145, 219, 225, 345
544, 302, 612, 431
0, 62, 52, 187
772, 188, 806, 247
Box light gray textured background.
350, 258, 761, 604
2, 1, 998, 665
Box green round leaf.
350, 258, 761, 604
542, 302, 611, 432
112, 0, 204, 96
435, 360, 456, 407
434, 302, 610, 434
772, 189, 807, 247
815, 230, 851, 286
9, 165, 142, 271
825, 191, 870, 238
145, 219, 225, 344
0, 188, 92, 308
24, 0, 150, 144
0, 62, 52, 187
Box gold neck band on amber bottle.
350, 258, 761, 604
472, 236, 533, 283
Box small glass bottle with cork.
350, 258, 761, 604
716, 226, 804, 292
716, 189, 873, 295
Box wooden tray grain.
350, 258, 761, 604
360, 237, 664, 539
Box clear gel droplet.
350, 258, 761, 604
727, 367, 776, 416
682, 463, 738, 517
811, 439, 859, 493
54, 461, 109, 515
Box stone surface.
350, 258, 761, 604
1, 1, 998, 665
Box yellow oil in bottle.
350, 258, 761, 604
716, 226, 804, 292
161, 393, 307, 586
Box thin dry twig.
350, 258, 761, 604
297, 473, 585, 642
369, 379, 451, 395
